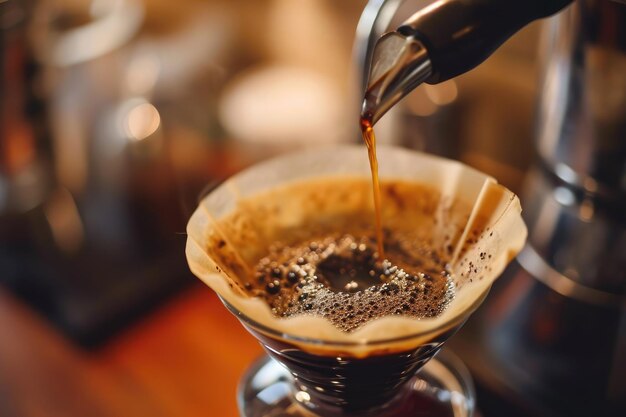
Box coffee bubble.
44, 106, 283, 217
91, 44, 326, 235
248, 233, 455, 332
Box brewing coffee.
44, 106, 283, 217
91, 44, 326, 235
187, 145, 527, 416
249, 233, 454, 332
205, 177, 471, 334
233, 111, 457, 332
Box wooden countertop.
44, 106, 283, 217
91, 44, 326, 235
0, 284, 263, 417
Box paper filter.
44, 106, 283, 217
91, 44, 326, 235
186, 145, 526, 353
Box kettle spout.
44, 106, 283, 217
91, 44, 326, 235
361, 32, 431, 125
358, 0, 574, 126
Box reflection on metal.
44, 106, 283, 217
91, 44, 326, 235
361, 33, 432, 124
354, 0, 406, 93
518, 244, 626, 308
553, 186, 575, 207
43, 188, 84, 254
295, 391, 311, 403
537, 1, 626, 198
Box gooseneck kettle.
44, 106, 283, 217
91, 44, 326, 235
357, 0, 626, 415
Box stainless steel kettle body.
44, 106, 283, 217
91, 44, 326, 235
481, 1, 626, 415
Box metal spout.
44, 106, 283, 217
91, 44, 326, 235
357, 0, 574, 126
361, 32, 432, 124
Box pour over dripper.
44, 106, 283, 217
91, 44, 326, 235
224, 294, 484, 416
186, 145, 526, 416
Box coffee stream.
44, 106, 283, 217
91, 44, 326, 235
242, 112, 455, 332
360, 112, 385, 259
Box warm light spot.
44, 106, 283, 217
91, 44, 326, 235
125, 53, 161, 95
553, 186, 575, 206
406, 80, 458, 117
579, 198, 594, 221
295, 391, 310, 402
125, 102, 161, 141
406, 88, 437, 117
425, 80, 458, 106
219, 65, 346, 146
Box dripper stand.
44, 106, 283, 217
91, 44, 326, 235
238, 349, 475, 417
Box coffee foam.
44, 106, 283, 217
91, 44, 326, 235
250, 232, 455, 332
186, 145, 527, 356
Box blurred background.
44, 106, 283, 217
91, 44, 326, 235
1, 0, 623, 416
0, 0, 537, 342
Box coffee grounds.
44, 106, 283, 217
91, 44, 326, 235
246, 233, 454, 332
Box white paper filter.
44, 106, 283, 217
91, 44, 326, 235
186, 145, 526, 353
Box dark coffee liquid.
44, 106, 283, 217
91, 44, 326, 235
248, 233, 454, 332
246, 317, 459, 415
